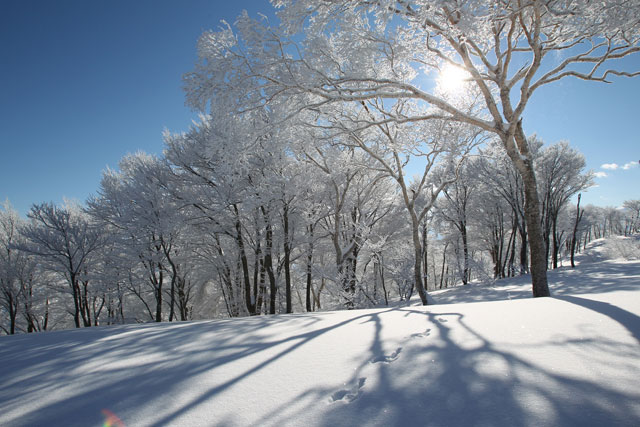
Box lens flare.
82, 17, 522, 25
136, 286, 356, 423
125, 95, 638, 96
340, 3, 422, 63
102, 409, 125, 427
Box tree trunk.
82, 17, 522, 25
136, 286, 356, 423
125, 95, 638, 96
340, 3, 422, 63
461, 223, 469, 284
283, 205, 292, 313
71, 273, 81, 328
261, 208, 277, 315
305, 224, 314, 312
519, 228, 528, 275
155, 267, 163, 322
256, 257, 266, 314
233, 204, 255, 315
507, 221, 518, 277
552, 223, 563, 270
570, 194, 583, 268
167, 252, 177, 322
522, 173, 550, 296
440, 242, 448, 289
5, 292, 17, 334
43, 297, 49, 330
506, 126, 550, 297
411, 217, 428, 305
380, 255, 388, 306
422, 222, 429, 290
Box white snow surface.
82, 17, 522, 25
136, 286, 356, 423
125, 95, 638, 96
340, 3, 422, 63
1, 237, 639, 426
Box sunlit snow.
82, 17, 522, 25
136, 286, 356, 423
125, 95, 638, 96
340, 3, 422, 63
0, 237, 638, 426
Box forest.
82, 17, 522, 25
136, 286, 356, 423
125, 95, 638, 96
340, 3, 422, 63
1, 0, 639, 334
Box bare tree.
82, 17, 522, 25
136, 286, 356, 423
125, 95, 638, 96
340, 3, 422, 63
19, 202, 105, 328
185, 0, 639, 297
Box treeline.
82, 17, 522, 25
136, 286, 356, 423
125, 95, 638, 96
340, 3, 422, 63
1, 133, 638, 333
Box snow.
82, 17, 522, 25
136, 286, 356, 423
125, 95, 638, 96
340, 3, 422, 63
1, 237, 639, 426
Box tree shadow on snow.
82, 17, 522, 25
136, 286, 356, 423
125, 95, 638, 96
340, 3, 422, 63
555, 295, 640, 343
260, 308, 640, 427
431, 259, 640, 305
0, 302, 639, 426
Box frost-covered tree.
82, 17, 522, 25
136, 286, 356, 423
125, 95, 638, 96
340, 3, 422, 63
0, 202, 25, 334
0, 204, 50, 334
88, 152, 193, 322
623, 199, 640, 235
165, 111, 308, 315
299, 135, 396, 307
1, 204, 54, 334
436, 157, 483, 285
18, 202, 106, 328
185, 0, 640, 297
476, 140, 529, 276
537, 140, 593, 268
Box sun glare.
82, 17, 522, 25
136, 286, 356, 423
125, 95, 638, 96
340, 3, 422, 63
437, 64, 468, 94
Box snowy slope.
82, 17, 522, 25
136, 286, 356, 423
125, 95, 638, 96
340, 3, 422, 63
1, 238, 639, 427
430, 236, 640, 305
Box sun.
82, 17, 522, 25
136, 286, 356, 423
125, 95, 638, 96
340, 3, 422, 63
437, 63, 469, 94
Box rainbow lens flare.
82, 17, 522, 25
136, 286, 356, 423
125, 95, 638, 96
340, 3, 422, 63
102, 409, 125, 427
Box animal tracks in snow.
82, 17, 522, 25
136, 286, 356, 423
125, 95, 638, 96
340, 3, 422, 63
410, 328, 431, 339
330, 377, 367, 403
329, 347, 403, 403
370, 347, 402, 364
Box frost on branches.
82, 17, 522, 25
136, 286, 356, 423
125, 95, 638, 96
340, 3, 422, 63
184, 0, 639, 299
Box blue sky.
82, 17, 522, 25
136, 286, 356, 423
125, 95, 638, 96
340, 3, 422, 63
1, 0, 638, 216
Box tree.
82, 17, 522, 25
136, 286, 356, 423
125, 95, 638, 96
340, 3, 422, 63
19, 202, 106, 328
88, 152, 191, 322
570, 193, 584, 268
0, 202, 24, 334
437, 158, 480, 285
623, 199, 640, 235
165, 113, 305, 315
537, 140, 593, 268
185, 0, 640, 298
476, 140, 530, 276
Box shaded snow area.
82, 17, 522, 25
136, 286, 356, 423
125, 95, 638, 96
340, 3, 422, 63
1, 238, 639, 427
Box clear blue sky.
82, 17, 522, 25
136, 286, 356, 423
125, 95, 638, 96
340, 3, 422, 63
1, 0, 638, 216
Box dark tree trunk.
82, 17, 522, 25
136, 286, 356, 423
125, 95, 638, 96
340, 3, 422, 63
439, 242, 448, 289
264, 224, 278, 314
283, 205, 292, 313
43, 297, 49, 331
234, 204, 255, 315
166, 251, 177, 322
82, 281, 92, 327
507, 221, 518, 277
155, 267, 163, 322
570, 194, 583, 268
552, 221, 563, 269
461, 223, 469, 284
5, 291, 17, 334
71, 273, 81, 328
422, 222, 429, 290
519, 228, 528, 275
380, 255, 388, 306
261, 208, 277, 315
305, 224, 314, 313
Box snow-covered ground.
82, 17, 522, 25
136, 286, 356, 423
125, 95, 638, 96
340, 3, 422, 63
1, 237, 639, 426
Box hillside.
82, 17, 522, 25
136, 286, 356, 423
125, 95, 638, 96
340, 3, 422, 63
1, 237, 639, 426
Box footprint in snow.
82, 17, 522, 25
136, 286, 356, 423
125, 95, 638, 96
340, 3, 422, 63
370, 347, 402, 364
410, 328, 431, 339
330, 377, 366, 403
